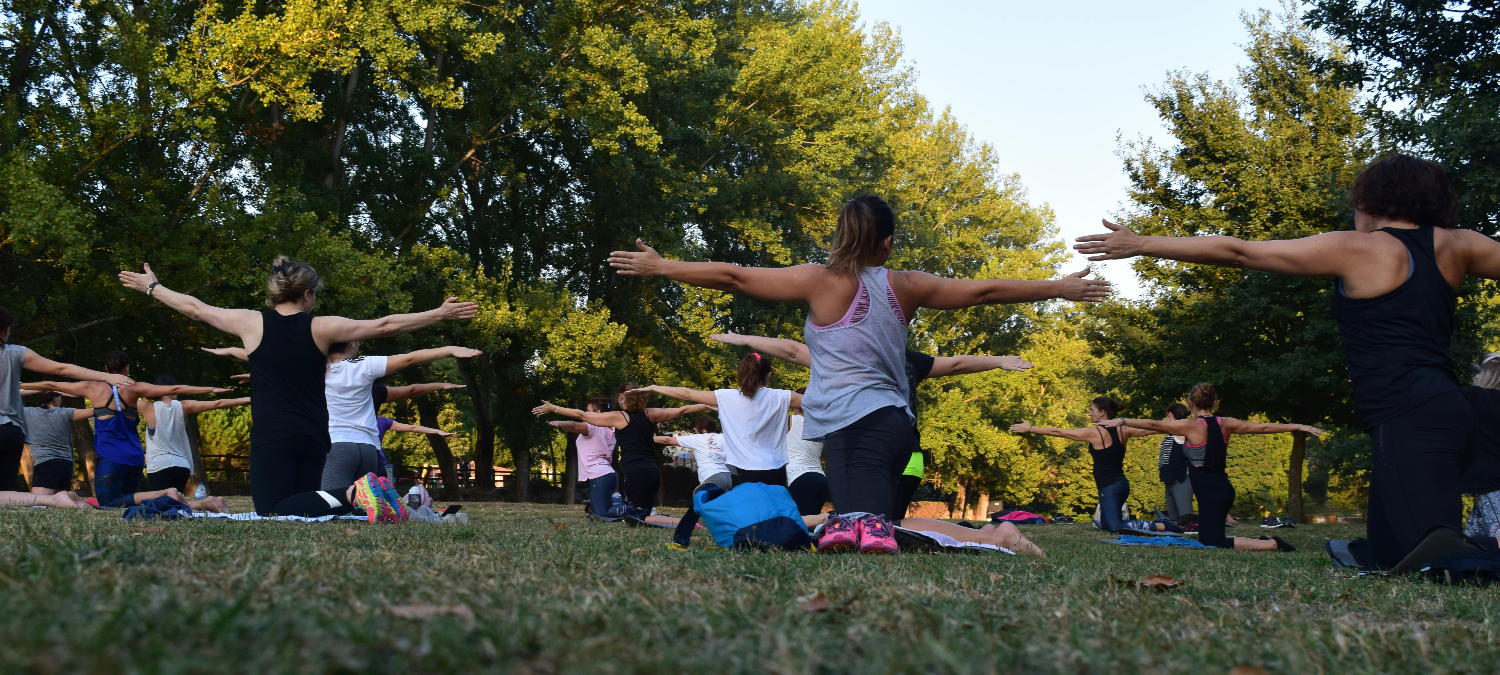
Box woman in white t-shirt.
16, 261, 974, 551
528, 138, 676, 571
547, 397, 621, 519
784, 388, 827, 516
630, 352, 801, 486
655, 416, 728, 546
318, 341, 481, 490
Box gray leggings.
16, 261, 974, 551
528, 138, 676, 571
320, 442, 381, 491
1164, 479, 1195, 520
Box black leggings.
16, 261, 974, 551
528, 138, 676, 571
823, 406, 917, 519
1367, 390, 1473, 568
620, 464, 660, 510
788, 472, 830, 516
147, 467, 192, 494
730, 464, 787, 488
1190, 467, 1236, 549
250, 435, 351, 517
893, 473, 921, 522
0, 423, 24, 491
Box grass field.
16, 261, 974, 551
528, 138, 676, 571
1, 499, 1496, 675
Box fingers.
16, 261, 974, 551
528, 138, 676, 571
1066, 266, 1092, 279
1101, 219, 1122, 231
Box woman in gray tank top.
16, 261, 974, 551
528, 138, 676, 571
0, 306, 134, 509
611, 195, 1110, 551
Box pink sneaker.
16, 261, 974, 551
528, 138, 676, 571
816, 514, 859, 552
856, 515, 899, 554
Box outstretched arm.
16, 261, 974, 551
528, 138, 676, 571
388, 421, 457, 437
119, 264, 261, 341
21, 381, 96, 398
385, 346, 482, 374
629, 385, 718, 407
532, 401, 629, 429
180, 397, 251, 415
928, 355, 1033, 378
1074, 220, 1370, 277
653, 435, 682, 447
71, 408, 93, 422
709, 334, 811, 367
1099, 417, 1201, 436
21, 350, 134, 388
610, 240, 822, 303
131, 384, 234, 400
647, 404, 715, 424
201, 347, 249, 361
897, 267, 1110, 310
1007, 420, 1103, 443
380, 382, 465, 403
548, 420, 590, 436
1220, 418, 1325, 437
311, 297, 478, 347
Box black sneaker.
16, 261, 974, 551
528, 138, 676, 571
1260, 516, 1287, 529
1279, 516, 1298, 528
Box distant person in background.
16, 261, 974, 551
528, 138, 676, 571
549, 397, 619, 518
1459, 353, 1500, 547
1157, 402, 1194, 521
137, 375, 244, 510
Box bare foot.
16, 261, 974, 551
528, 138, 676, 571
67, 492, 97, 509
188, 496, 227, 513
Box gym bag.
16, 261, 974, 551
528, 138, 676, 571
694, 482, 811, 551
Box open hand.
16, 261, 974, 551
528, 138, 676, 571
1073, 220, 1144, 262
624, 385, 658, 395
118, 263, 159, 294
998, 356, 1034, 371
105, 374, 136, 388
532, 401, 559, 416
1055, 266, 1112, 303
231, 374, 250, 384
211, 387, 234, 394
435, 430, 459, 438
1095, 417, 1126, 428
447, 346, 483, 358
608, 239, 667, 277
438, 383, 466, 391
1008, 420, 1034, 433
709, 333, 746, 346
436, 297, 479, 321
1300, 425, 1326, 437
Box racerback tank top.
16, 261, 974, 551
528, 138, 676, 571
1185, 416, 1228, 472
248, 311, 329, 447
1090, 426, 1127, 488
93, 386, 144, 466
1331, 226, 1458, 428
615, 410, 658, 471
801, 267, 911, 440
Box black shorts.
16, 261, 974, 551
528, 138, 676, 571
31, 459, 74, 491
147, 466, 192, 494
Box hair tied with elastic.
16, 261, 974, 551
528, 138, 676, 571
752, 353, 761, 361
271, 263, 287, 274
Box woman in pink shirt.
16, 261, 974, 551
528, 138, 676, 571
548, 397, 621, 520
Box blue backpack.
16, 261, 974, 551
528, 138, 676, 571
694, 482, 812, 551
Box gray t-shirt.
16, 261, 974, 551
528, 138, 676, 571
0, 344, 27, 437
23, 406, 74, 464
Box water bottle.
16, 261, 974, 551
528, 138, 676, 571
405, 486, 424, 511
611, 491, 622, 508
193, 483, 207, 499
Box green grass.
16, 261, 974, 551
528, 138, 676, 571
1, 500, 1496, 674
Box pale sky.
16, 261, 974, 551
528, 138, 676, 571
856, 1, 1280, 298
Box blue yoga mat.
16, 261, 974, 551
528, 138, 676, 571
1102, 535, 1214, 548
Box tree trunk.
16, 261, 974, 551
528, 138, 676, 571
1288, 429, 1306, 523
457, 357, 496, 494
511, 445, 531, 503
562, 430, 577, 505
950, 483, 967, 520
183, 413, 207, 497
413, 394, 460, 500
968, 491, 990, 521
72, 418, 96, 497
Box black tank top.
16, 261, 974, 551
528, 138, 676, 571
1332, 226, 1458, 428
1192, 416, 1228, 473
1090, 426, 1127, 488
615, 410, 658, 471
248, 311, 329, 447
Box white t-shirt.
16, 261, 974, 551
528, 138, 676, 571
326, 355, 389, 446
676, 433, 727, 482
714, 388, 791, 471
785, 415, 824, 483
146, 400, 194, 473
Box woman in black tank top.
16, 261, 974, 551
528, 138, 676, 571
1077, 155, 1500, 566
1010, 396, 1159, 532
533, 382, 714, 518
1105, 384, 1322, 551
120, 257, 478, 516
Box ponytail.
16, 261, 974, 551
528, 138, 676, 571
737, 352, 772, 397
826, 195, 895, 276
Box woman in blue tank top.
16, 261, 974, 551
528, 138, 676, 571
610, 195, 1110, 552
1078, 154, 1500, 568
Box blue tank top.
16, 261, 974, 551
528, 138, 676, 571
94, 386, 144, 466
